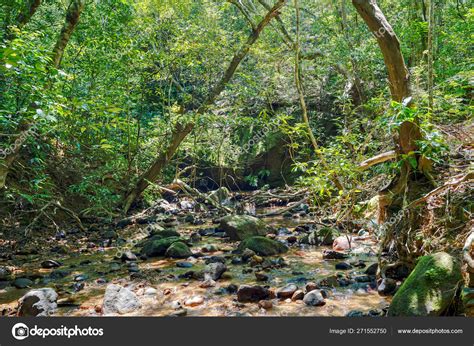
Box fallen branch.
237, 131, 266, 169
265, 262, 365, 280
25, 201, 85, 235
257, 197, 308, 217
463, 229, 474, 270
408, 172, 473, 209
359, 150, 397, 170
174, 179, 233, 213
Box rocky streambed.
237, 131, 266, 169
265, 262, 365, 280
0, 198, 393, 317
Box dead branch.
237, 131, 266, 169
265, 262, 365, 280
174, 179, 233, 213
359, 150, 397, 170
463, 229, 474, 270
257, 197, 308, 217
408, 172, 474, 209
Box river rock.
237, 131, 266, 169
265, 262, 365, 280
204, 262, 227, 281
13, 278, 33, 289
237, 285, 272, 302
103, 284, 141, 315
148, 229, 180, 239
365, 263, 378, 276
184, 296, 204, 307
303, 290, 326, 306
238, 236, 288, 256
219, 215, 269, 240
140, 236, 181, 257
333, 235, 355, 251
0, 266, 12, 280
41, 260, 61, 269
276, 284, 298, 299
242, 248, 256, 261
258, 300, 273, 309
322, 249, 348, 260
255, 272, 269, 281
291, 290, 305, 301
388, 252, 462, 316
335, 262, 352, 270
377, 278, 397, 296
18, 288, 58, 316
165, 242, 192, 258
120, 250, 137, 262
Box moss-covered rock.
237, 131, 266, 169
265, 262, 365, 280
388, 252, 462, 316
135, 230, 181, 248
165, 242, 192, 258
238, 236, 288, 256
219, 215, 269, 241
149, 229, 180, 239
140, 236, 181, 257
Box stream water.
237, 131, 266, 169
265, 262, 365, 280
0, 207, 389, 317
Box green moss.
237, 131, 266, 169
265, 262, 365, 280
165, 242, 192, 258
141, 236, 182, 257
220, 215, 269, 240
388, 252, 462, 316
238, 236, 288, 256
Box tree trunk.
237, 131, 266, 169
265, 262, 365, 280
16, 0, 42, 29
52, 0, 86, 69
352, 0, 428, 267
352, 0, 410, 102
122, 0, 287, 213
0, 0, 86, 189
3, 0, 42, 40
427, 0, 435, 110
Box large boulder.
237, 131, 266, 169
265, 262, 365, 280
165, 242, 192, 259
388, 252, 462, 316
140, 236, 181, 257
18, 288, 58, 316
219, 215, 269, 240
238, 236, 288, 256
103, 284, 141, 315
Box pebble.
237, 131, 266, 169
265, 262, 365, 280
184, 296, 204, 307
41, 260, 61, 269
258, 300, 273, 309
255, 272, 269, 282
176, 261, 193, 268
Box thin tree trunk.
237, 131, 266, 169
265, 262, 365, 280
16, 0, 42, 29
123, 0, 287, 213
427, 0, 435, 111
294, 0, 344, 191
52, 0, 86, 69
3, 0, 42, 40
